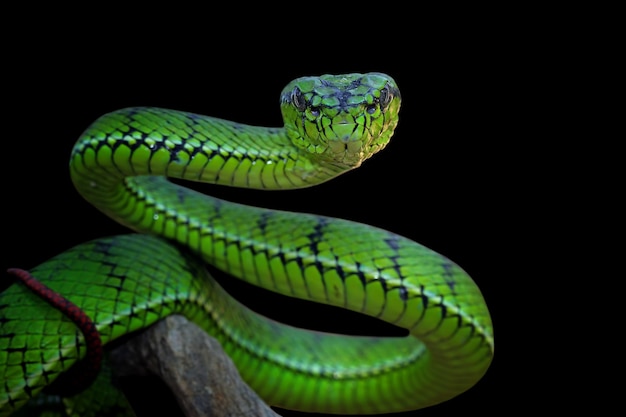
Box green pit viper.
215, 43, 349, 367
0, 73, 494, 416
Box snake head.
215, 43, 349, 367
280, 73, 401, 169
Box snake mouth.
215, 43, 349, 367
327, 137, 363, 153
325, 123, 369, 167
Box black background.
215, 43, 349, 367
2, 11, 529, 416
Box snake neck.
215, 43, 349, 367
70, 107, 348, 195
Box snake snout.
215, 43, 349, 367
331, 122, 360, 142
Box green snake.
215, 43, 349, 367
0, 73, 494, 416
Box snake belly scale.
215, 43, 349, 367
0, 73, 494, 416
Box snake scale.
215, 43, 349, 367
0, 73, 494, 416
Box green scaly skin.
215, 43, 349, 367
0, 73, 494, 416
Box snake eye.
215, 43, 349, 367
291, 87, 307, 112
379, 85, 392, 109
366, 85, 393, 115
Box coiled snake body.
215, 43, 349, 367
0, 73, 494, 416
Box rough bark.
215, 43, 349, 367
109, 315, 281, 417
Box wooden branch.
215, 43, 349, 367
109, 315, 282, 417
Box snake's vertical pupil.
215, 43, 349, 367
379, 85, 391, 109
291, 87, 307, 112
